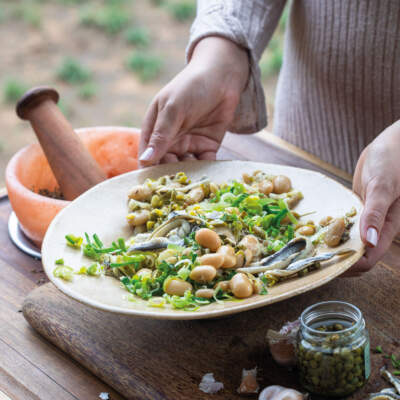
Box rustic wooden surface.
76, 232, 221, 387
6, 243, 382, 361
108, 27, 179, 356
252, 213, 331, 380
0, 132, 399, 400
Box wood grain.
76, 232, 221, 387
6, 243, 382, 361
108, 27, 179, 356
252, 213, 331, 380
1, 134, 399, 400
16, 87, 106, 200
23, 259, 400, 400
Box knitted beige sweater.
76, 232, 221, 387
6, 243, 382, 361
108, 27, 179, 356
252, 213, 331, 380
187, 0, 400, 173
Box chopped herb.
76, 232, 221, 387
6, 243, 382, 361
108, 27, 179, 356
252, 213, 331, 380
163, 290, 199, 311
232, 193, 248, 207
118, 238, 127, 252
375, 345, 383, 354
65, 234, 83, 248
53, 265, 74, 281
394, 370, 400, 376
148, 297, 166, 308
93, 234, 103, 249
87, 263, 102, 276
76, 266, 87, 275
55, 258, 64, 265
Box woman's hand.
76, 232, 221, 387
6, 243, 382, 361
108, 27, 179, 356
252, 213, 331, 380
345, 121, 400, 276
138, 36, 249, 167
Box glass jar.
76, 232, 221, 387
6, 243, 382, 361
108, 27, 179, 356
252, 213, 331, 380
296, 301, 370, 397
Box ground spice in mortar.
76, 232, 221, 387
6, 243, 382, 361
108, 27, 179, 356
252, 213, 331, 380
32, 187, 64, 200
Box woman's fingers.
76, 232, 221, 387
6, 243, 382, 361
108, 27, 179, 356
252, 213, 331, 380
139, 100, 159, 163
342, 197, 400, 277
179, 153, 197, 161
160, 153, 179, 164
360, 178, 394, 247
198, 151, 217, 160
139, 102, 183, 167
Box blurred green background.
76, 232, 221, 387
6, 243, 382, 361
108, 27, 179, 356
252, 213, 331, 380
0, 0, 287, 185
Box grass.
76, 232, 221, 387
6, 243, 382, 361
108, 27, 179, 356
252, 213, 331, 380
78, 82, 97, 100
167, 0, 196, 22
126, 52, 163, 82
12, 3, 42, 28
2, 78, 28, 104
56, 57, 92, 84
124, 27, 150, 48
55, 0, 84, 4
150, 0, 164, 6
80, 4, 129, 35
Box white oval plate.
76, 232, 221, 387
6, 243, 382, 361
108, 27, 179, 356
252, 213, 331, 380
42, 161, 364, 320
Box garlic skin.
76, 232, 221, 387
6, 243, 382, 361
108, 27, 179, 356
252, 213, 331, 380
266, 320, 300, 367
258, 385, 307, 400
198, 373, 224, 394
238, 367, 259, 394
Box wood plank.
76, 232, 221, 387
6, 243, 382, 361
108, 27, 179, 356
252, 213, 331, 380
0, 201, 44, 285
22, 255, 400, 400
0, 255, 124, 400
0, 338, 77, 400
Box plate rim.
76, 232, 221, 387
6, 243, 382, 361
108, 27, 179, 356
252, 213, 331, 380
42, 160, 365, 320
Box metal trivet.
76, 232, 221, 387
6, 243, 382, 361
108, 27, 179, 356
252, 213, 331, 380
8, 212, 41, 260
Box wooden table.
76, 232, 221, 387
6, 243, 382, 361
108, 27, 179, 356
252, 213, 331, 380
0, 132, 399, 400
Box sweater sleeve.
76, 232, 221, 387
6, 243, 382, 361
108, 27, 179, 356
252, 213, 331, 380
186, 0, 287, 133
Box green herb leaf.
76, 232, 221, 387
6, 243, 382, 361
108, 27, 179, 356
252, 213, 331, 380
55, 258, 64, 265
375, 345, 383, 354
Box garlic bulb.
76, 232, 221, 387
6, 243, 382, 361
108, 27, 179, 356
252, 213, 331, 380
258, 385, 307, 400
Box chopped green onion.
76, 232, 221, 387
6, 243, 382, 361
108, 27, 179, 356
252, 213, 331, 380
94, 246, 118, 254
87, 263, 101, 276
65, 234, 83, 249
110, 261, 138, 268
164, 290, 199, 311
55, 258, 64, 265
118, 238, 127, 251
75, 266, 87, 275
93, 234, 103, 249
53, 265, 74, 281
167, 243, 185, 251
286, 225, 294, 241
273, 208, 288, 227
177, 265, 191, 280
148, 297, 166, 308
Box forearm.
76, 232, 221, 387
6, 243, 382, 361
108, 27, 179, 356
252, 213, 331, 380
189, 0, 286, 60
187, 0, 287, 133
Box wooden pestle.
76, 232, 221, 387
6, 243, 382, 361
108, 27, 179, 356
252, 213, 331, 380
16, 87, 106, 200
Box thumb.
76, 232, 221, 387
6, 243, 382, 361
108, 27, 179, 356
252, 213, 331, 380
360, 180, 393, 247
139, 104, 181, 167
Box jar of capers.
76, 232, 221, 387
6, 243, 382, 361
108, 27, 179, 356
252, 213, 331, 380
297, 301, 370, 397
